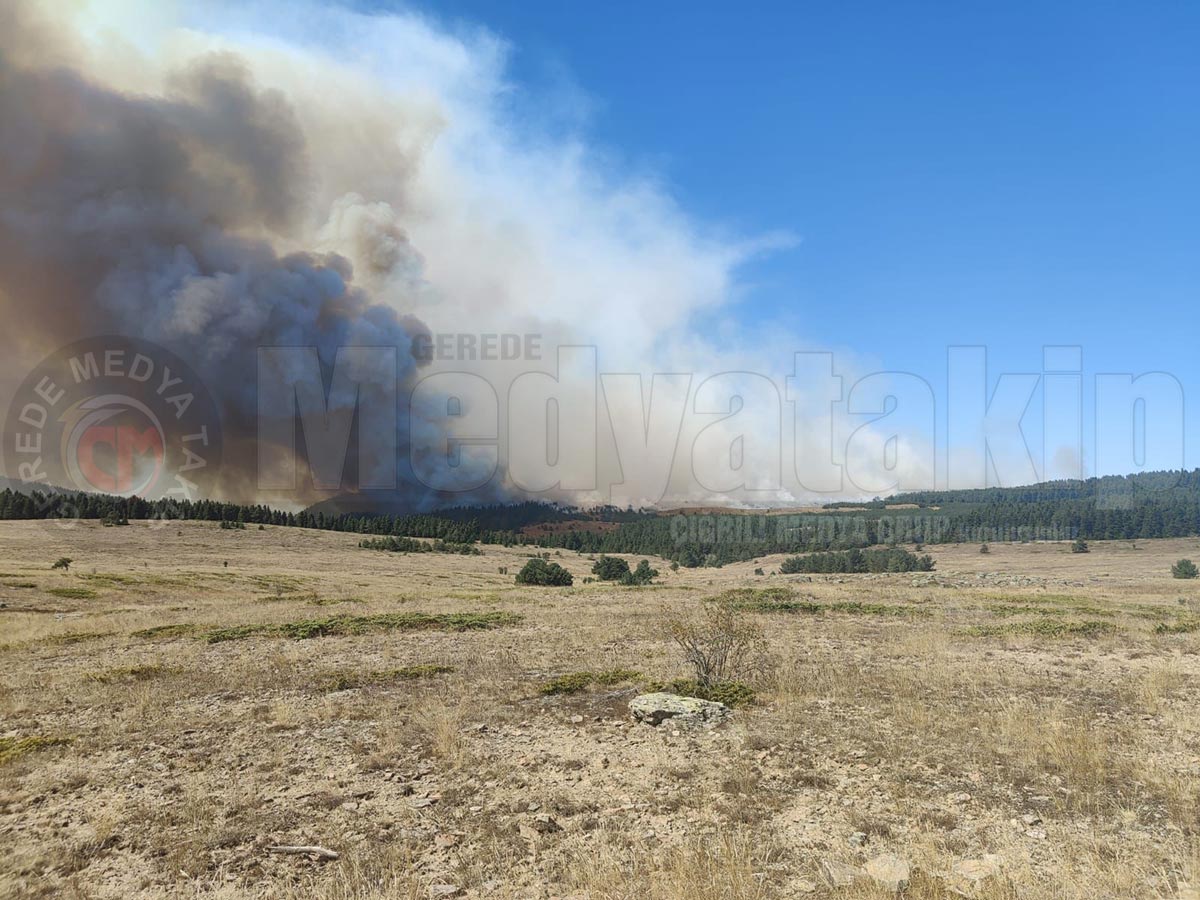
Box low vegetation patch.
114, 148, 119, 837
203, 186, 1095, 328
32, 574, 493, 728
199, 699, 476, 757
84, 663, 176, 684
987, 602, 1114, 619
46, 587, 98, 600
540, 668, 641, 695
205, 611, 522, 643
42, 631, 113, 645
826, 600, 928, 617
79, 573, 144, 586
968, 619, 1119, 638
0, 735, 72, 765
132, 623, 199, 640
1155, 620, 1200, 635
712, 588, 924, 617
321, 664, 456, 692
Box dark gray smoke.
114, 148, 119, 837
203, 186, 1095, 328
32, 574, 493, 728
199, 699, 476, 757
0, 3, 447, 505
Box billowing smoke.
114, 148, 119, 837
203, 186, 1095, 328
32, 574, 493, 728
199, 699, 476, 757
0, 2, 445, 504
0, 1, 938, 510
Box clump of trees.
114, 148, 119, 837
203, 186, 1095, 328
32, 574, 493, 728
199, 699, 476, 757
1172, 559, 1199, 579
778, 547, 934, 575
359, 536, 480, 555
51, 557, 72, 572
591, 555, 659, 585
1071, 538, 1090, 553
515, 558, 573, 586
219, 519, 246, 530
979, 543, 990, 554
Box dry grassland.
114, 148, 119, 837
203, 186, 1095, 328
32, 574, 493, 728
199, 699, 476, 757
3, 522, 1200, 898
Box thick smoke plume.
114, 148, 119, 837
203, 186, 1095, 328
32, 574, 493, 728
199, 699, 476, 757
0, 2, 438, 504
3, 1, 927, 509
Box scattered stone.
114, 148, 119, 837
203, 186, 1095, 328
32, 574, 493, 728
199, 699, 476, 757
865, 854, 910, 891
569, 715, 584, 724
629, 693, 732, 728
429, 885, 460, 898
529, 813, 561, 833
848, 830, 869, 847
949, 855, 1002, 894
820, 859, 864, 887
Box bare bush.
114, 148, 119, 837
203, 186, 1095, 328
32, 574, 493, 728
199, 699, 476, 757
666, 602, 773, 686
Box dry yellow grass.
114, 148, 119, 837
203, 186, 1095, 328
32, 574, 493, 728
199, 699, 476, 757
3, 521, 1200, 898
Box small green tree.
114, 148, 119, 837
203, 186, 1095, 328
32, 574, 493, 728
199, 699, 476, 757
979, 543, 990, 554
1071, 538, 1090, 554
51, 557, 72, 572
1172, 559, 1199, 580
621, 559, 659, 586
515, 558, 573, 586
591, 555, 631, 581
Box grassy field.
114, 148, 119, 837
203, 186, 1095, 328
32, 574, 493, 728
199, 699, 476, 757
3, 522, 1200, 898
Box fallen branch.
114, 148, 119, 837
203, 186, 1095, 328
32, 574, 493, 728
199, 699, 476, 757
267, 845, 340, 860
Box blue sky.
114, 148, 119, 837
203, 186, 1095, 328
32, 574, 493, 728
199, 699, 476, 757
354, 0, 1199, 479
392, 2, 1199, 369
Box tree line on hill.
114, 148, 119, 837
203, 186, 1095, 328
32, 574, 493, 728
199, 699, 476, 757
5, 468, 1200, 568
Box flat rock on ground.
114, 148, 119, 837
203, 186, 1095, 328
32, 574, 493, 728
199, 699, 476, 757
628, 692, 732, 727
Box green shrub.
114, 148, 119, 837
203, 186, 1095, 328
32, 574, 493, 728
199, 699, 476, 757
621, 559, 659, 586
515, 559, 573, 586
591, 556, 631, 581
1172, 559, 1198, 579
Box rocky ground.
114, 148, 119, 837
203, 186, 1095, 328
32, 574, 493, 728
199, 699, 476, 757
3, 522, 1200, 898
